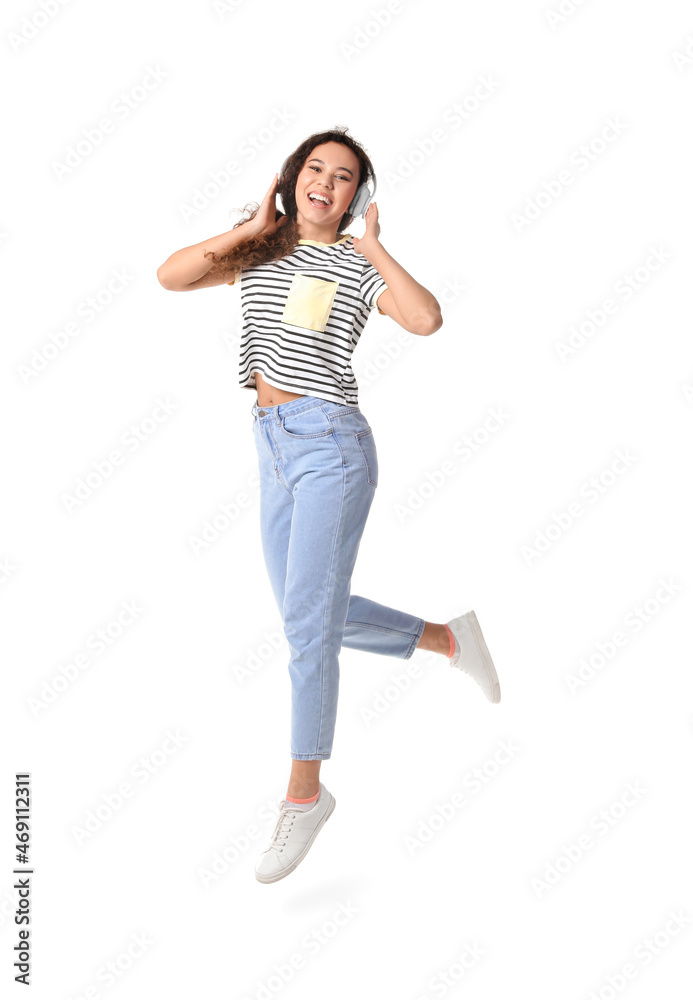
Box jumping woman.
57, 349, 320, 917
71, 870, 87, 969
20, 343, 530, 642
157, 126, 501, 884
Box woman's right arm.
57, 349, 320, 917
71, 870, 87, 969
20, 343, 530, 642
156, 222, 259, 292
157, 173, 286, 292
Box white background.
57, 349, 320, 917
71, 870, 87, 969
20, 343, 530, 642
3, 0, 693, 997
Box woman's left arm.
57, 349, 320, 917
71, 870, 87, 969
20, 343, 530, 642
353, 202, 442, 336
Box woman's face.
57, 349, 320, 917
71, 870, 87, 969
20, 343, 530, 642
295, 141, 361, 227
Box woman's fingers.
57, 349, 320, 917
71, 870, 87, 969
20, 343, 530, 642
254, 174, 279, 226
249, 174, 287, 237
364, 202, 379, 234
259, 174, 279, 207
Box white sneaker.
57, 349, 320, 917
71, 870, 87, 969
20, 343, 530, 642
446, 610, 501, 703
255, 782, 336, 883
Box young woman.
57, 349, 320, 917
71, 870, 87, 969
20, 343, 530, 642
157, 126, 501, 884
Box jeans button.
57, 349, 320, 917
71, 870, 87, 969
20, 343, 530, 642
258, 409, 266, 417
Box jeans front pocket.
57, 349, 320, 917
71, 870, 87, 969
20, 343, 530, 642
280, 405, 334, 439
281, 274, 340, 333
355, 427, 378, 487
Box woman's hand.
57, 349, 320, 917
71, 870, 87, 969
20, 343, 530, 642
248, 173, 289, 238
352, 201, 381, 256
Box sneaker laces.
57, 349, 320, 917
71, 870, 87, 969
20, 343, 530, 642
266, 803, 298, 854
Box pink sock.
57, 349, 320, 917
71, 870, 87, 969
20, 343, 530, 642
285, 788, 320, 811
444, 624, 456, 658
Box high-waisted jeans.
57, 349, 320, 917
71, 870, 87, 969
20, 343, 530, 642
251, 394, 425, 760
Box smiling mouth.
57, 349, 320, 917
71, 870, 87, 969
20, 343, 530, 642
307, 192, 332, 208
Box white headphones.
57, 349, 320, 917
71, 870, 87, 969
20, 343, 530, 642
277, 154, 376, 219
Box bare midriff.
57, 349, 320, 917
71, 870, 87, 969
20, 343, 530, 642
254, 371, 306, 407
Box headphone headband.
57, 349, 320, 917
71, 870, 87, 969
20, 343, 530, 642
278, 155, 376, 219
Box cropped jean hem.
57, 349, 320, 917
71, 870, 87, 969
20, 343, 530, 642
345, 618, 425, 659
405, 617, 426, 658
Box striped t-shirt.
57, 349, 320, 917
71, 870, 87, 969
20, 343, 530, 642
227, 233, 388, 406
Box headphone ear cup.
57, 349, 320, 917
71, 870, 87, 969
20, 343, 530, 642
349, 182, 372, 218
277, 156, 289, 212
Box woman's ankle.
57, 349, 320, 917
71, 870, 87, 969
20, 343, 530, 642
286, 784, 320, 800
419, 621, 451, 656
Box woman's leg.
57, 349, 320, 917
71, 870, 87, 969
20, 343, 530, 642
341, 595, 454, 659
283, 623, 449, 795
253, 399, 454, 768
280, 433, 376, 761
286, 759, 321, 798
253, 399, 377, 762
416, 620, 452, 655
253, 403, 451, 673
253, 406, 324, 802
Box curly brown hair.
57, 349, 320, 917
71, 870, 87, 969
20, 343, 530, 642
203, 125, 375, 277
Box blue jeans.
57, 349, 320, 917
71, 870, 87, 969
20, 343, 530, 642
252, 395, 425, 760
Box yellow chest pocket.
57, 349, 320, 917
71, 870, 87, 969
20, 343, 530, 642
281, 274, 340, 333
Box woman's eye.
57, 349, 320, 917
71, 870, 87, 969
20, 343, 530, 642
308, 165, 349, 181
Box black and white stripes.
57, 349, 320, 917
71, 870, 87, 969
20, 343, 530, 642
230, 234, 387, 406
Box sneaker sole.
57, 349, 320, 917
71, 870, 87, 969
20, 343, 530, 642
466, 611, 501, 703
255, 795, 336, 884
